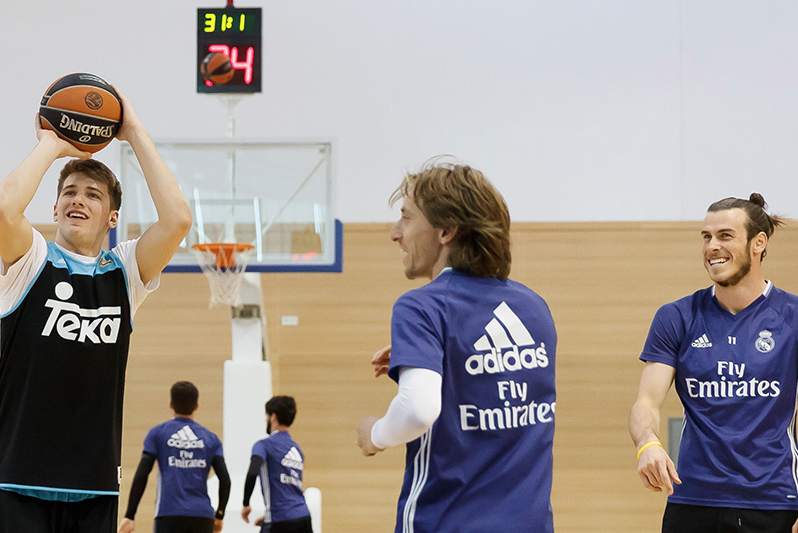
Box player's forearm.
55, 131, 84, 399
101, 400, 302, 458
371, 367, 442, 448
629, 399, 662, 449
124, 126, 191, 234
124, 452, 156, 519
0, 137, 62, 221
242, 455, 262, 506
212, 455, 231, 517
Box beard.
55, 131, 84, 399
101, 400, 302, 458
715, 241, 753, 287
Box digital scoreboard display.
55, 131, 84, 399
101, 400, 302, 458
197, 7, 262, 93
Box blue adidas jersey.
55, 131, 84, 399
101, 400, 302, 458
641, 284, 798, 510
251, 431, 310, 524
144, 417, 224, 518
388, 269, 557, 533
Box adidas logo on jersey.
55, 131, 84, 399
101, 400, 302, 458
691, 334, 712, 348
464, 301, 548, 376
280, 446, 304, 470
167, 425, 205, 449
41, 281, 121, 344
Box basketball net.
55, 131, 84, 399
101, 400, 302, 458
191, 243, 254, 308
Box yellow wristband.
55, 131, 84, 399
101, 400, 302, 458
637, 440, 663, 459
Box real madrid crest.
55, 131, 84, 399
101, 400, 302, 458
755, 330, 775, 353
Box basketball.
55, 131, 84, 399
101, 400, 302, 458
201, 53, 235, 85
39, 73, 122, 154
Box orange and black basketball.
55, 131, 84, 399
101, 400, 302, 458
201, 53, 235, 85
39, 73, 122, 154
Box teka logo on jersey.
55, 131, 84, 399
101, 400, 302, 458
465, 301, 548, 375
41, 281, 121, 343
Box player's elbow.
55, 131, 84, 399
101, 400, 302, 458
175, 205, 193, 237
407, 395, 441, 430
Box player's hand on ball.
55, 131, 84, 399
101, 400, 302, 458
112, 88, 144, 143
34, 113, 91, 160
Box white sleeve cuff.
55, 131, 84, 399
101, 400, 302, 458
371, 366, 442, 449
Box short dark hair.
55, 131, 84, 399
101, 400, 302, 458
266, 395, 297, 427
707, 193, 785, 260
390, 158, 512, 279
58, 158, 123, 211
170, 381, 199, 416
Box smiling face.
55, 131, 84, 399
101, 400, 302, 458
389, 192, 450, 280
701, 208, 761, 288
53, 173, 118, 255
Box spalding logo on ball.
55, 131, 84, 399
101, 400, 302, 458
201, 53, 235, 86
39, 73, 123, 154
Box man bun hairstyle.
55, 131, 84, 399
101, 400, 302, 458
266, 395, 297, 427
170, 381, 199, 416
707, 193, 785, 260
58, 158, 123, 211
389, 158, 512, 279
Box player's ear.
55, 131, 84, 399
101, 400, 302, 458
108, 210, 119, 230
439, 226, 457, 246
752, 232, 768, 258
53, 203, 58, 223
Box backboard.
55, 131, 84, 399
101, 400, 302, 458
114, 140, 341, 273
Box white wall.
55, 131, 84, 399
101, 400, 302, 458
3, 0, 797, 224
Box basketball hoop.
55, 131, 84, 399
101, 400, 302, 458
191, 242, 254, 308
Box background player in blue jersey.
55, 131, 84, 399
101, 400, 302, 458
0, 91, 192, 532
242, 396, 312, 533
629, 194, 798, 533
356, 160, 557, 533
118, 382, 231, 533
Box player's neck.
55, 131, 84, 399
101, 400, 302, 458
172, 412, 195, 420
714, 272, 768, 315
54, 231, 103, 257
272, 424, 290, 433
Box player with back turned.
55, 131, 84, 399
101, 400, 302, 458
0, 90, 192, 532
119, 381, 231, 533
630, 194, 798, 532
242, 396, 313, 533
356, 160, 557, 533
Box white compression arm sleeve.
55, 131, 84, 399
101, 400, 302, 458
370, 366, 442, 449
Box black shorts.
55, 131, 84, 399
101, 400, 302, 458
663, 502, 798, 533
154, 515, 215, 533
0, 489, 117, 533
261, 515, 313, 533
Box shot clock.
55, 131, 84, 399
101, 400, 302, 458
197, 7, 262, 93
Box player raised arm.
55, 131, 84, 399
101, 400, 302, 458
0, 117, 90, 266
114, 90, 191, 285
629, 361, 681, 495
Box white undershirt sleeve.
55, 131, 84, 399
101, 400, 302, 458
370, 366, 442, 449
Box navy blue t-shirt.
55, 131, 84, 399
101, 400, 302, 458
641, 283, 798, 510
388, 269, 557, 533
143, 417, 224, 518
251, 431, 310, 524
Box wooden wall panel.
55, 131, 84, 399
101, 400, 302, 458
110, 221, 798, 532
